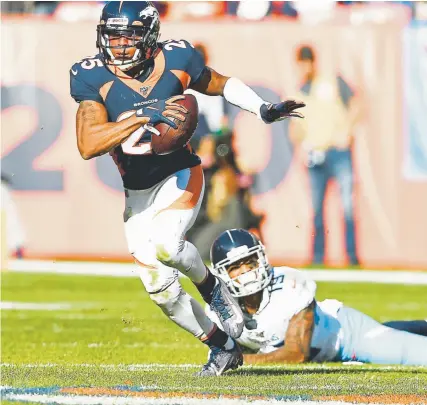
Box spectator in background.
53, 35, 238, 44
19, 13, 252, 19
187, 132, 263, 261
290, 45, 361, 266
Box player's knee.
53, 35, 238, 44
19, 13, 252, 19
149, 281, 182, 316
154, 238, 185, 267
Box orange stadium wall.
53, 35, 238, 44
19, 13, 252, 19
1, 19, 427, 268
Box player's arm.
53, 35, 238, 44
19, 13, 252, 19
190, 66, 228, 96
76, 101, 149, 160
76, 97, 185, 160
190, 67, 306, 123
243, 300, 315, 364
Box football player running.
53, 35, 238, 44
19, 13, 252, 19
207, 229, 427, 367
69, 1, 305, 376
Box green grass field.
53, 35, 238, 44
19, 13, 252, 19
1, 271, 427, 404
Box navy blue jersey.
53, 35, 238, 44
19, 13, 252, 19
70, 39, 204, 190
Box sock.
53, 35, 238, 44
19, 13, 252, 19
202, 324, 230, 349
223, 336, 235, 350
195, 268, 217, 305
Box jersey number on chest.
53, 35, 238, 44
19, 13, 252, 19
117, 110, 152, 155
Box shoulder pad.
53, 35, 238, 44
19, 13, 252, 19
161, 39, 204, 86
161, 39, 194, 52
69, 54, 107, 104
70, 54, 105, 80
272, 266, 292, 278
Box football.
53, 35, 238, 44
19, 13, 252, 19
151, 94, 199, 155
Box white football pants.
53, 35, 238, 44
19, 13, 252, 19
338, 307, 427, 365
123, 165, 217, 342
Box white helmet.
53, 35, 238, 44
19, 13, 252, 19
210, 229, 272, 298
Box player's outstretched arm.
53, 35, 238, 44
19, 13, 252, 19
243, 301, 315, 365
190, 67, 305, 123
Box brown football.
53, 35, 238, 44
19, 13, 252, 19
151, 94, 199, 155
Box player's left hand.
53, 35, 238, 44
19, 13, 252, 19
136, 96, 188, 134
260, 100, 306, 124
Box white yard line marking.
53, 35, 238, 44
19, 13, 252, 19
2, 363, 426, 371
0, 301, 94, 311
0, 363, 199, 369
7, 259, 138, 277
1, 302, 74, 310
6, 259, 427, 284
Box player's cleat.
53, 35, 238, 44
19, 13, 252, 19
210, 278, 244, 339
195, 340, 243, 377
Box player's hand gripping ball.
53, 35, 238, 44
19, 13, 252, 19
137, 95, 199, 155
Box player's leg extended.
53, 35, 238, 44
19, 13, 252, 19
136, 255, 236, 351
124, 183, 226, 347
338, 307, 427, 365
382, 320, 427, 337
150, 165, 244, 340
129, 166, 243, 375
124, 167, 243, 375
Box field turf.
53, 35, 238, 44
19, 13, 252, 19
1, 271, 426, 404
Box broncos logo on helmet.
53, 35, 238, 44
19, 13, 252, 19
97, 1, 160, 71
139, 5, 158, 19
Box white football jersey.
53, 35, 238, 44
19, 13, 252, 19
206, 266, 344, 362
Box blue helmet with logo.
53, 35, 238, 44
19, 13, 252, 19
97, 1, 160, 70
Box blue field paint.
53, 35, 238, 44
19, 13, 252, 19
0, 385, 314, 403
0, 386, 61, 395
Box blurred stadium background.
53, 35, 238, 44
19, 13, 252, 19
1, 0, 427, 270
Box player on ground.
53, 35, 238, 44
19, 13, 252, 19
206, 229, 427, 367
69, 1, 305, 376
